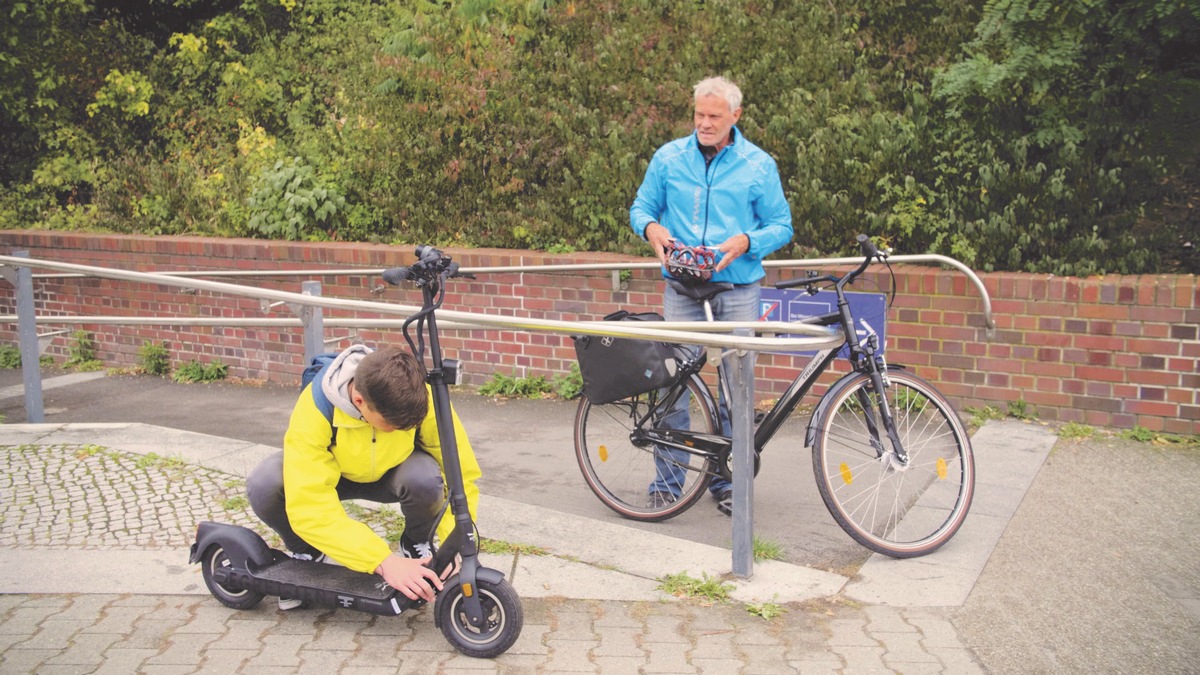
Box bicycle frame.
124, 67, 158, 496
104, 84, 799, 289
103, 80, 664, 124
635, 236, 909, 473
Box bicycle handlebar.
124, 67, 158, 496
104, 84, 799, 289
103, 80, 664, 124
775, 234, 886, 292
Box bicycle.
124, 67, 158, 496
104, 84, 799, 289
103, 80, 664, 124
572, 235, 975, 558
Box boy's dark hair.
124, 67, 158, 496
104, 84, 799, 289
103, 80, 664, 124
355, 346, 428, 430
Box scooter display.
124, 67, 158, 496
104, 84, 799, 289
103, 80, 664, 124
189, 245, 523, 658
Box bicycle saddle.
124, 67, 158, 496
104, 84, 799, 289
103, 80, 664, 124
666, 278, 734, 302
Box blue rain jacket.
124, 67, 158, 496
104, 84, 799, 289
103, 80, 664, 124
630, 128, 793, 285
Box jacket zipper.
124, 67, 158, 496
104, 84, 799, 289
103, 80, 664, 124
701, 146, 727, 247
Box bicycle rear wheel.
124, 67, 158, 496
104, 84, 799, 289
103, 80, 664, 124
574, 377, 718, 522
811, 370, 974, 558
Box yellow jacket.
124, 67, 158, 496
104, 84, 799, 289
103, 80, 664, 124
281, 383, 481, 574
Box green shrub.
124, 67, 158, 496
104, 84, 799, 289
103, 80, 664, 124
245, 157, 346, 241
137, 341, 170, 375
0, 345, 20, 369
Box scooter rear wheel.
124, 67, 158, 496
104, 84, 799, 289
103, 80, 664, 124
435, 576, 523, 658
200, 544, 265, 610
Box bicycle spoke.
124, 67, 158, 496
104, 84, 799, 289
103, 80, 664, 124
813, 371, 974, 557
574, 378, 717, 522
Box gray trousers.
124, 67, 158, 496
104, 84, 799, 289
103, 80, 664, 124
246, 450, 444, 557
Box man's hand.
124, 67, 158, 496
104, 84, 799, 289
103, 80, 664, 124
715, 233, 750, 272
376, 553, 443, 602
644, 222, 673, 266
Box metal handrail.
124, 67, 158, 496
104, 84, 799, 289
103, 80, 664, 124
0, 255, 841, 352
28, 254, 995, 329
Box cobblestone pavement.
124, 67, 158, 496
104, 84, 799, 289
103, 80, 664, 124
1, 441, 985, 674
0, 592, 982, 674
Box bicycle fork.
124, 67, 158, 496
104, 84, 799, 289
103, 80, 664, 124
858, 356, 911, 469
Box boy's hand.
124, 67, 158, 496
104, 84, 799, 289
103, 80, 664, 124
376, 554, 443, 602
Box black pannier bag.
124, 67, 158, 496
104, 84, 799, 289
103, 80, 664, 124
573, 310, 679, 405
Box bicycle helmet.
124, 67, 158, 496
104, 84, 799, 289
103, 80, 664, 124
666, 243, 717, 282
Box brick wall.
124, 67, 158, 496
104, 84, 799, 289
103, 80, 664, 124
2, 231, 1196, 435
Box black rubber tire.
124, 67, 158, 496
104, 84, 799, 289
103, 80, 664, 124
811, 370, 975, 558
435, 576, 523, 658
573, 376, 718, 522
200, 544, 265, 610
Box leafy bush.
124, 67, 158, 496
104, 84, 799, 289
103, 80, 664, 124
245, 157, 347, 241
64, 329, 103, 370
1, 0, 1196, 273
137, 341, 171, 375
0, 345, 21, 369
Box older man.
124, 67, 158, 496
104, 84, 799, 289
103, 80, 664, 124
629, 75, 794, 515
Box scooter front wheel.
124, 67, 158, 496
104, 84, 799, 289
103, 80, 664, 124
200, 544, 265, 610
435, 576, 523, 658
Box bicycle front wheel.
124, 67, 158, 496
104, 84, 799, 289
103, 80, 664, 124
574, 377, 718, 522
812, 370, 974, 558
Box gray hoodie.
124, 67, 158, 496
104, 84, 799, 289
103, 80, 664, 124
320, 344, 372, 422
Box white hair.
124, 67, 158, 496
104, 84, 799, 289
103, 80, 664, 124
693, 76, 743, 111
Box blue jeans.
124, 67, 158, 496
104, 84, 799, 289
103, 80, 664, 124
649, 282, 761, 498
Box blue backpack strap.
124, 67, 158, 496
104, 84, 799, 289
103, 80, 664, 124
308, 363, 338, 448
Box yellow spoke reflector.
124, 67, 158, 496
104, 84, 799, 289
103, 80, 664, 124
839, 463, 853, 485
936, 457, 947, 479
599, 445, 608, 462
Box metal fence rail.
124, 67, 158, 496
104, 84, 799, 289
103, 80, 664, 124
1, 250, 991, 580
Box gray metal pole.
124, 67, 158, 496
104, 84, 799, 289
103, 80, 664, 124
300, 280, 324, 365
728, 327, 756, 578
13, 251, 44, 423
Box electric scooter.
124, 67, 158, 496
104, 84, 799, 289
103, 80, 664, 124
189, 245, 523, 658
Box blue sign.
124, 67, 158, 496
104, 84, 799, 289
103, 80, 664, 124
758, 288, 888, 358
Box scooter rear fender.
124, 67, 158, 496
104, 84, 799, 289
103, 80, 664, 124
188, 521, 277, 569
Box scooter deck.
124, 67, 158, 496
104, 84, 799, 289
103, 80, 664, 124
255, 559, 392, 600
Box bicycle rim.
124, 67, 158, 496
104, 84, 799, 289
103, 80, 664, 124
573, 378, 716, 522
812, 370, 974, 557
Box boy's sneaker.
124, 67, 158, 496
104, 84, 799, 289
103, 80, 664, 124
278, 597, 306, 611
278, 551, 330, 610
399, 534, 434, 560
646, 491, 677, 509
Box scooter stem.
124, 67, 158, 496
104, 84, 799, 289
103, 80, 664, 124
422, 283, 486, 628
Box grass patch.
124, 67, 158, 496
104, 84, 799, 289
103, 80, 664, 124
1006, 399, 1036, 421
964, 404, 1005, 430
134, 452, 188, 471
656, 571, 733, 604
1058, 422, 1095, 440
478, 366, 582, 400
172, 359, 228, 383
745, 600, 788, 620
1119, 426, 1200, 447
479, 538, 549, 556
344, 502, 406, 545
221, 495, 250, 511
752, 536, 785, 562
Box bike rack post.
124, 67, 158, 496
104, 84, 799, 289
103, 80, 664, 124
727, 326, 756, 579
296, 280, 324, 365
0, 251, 45, 422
